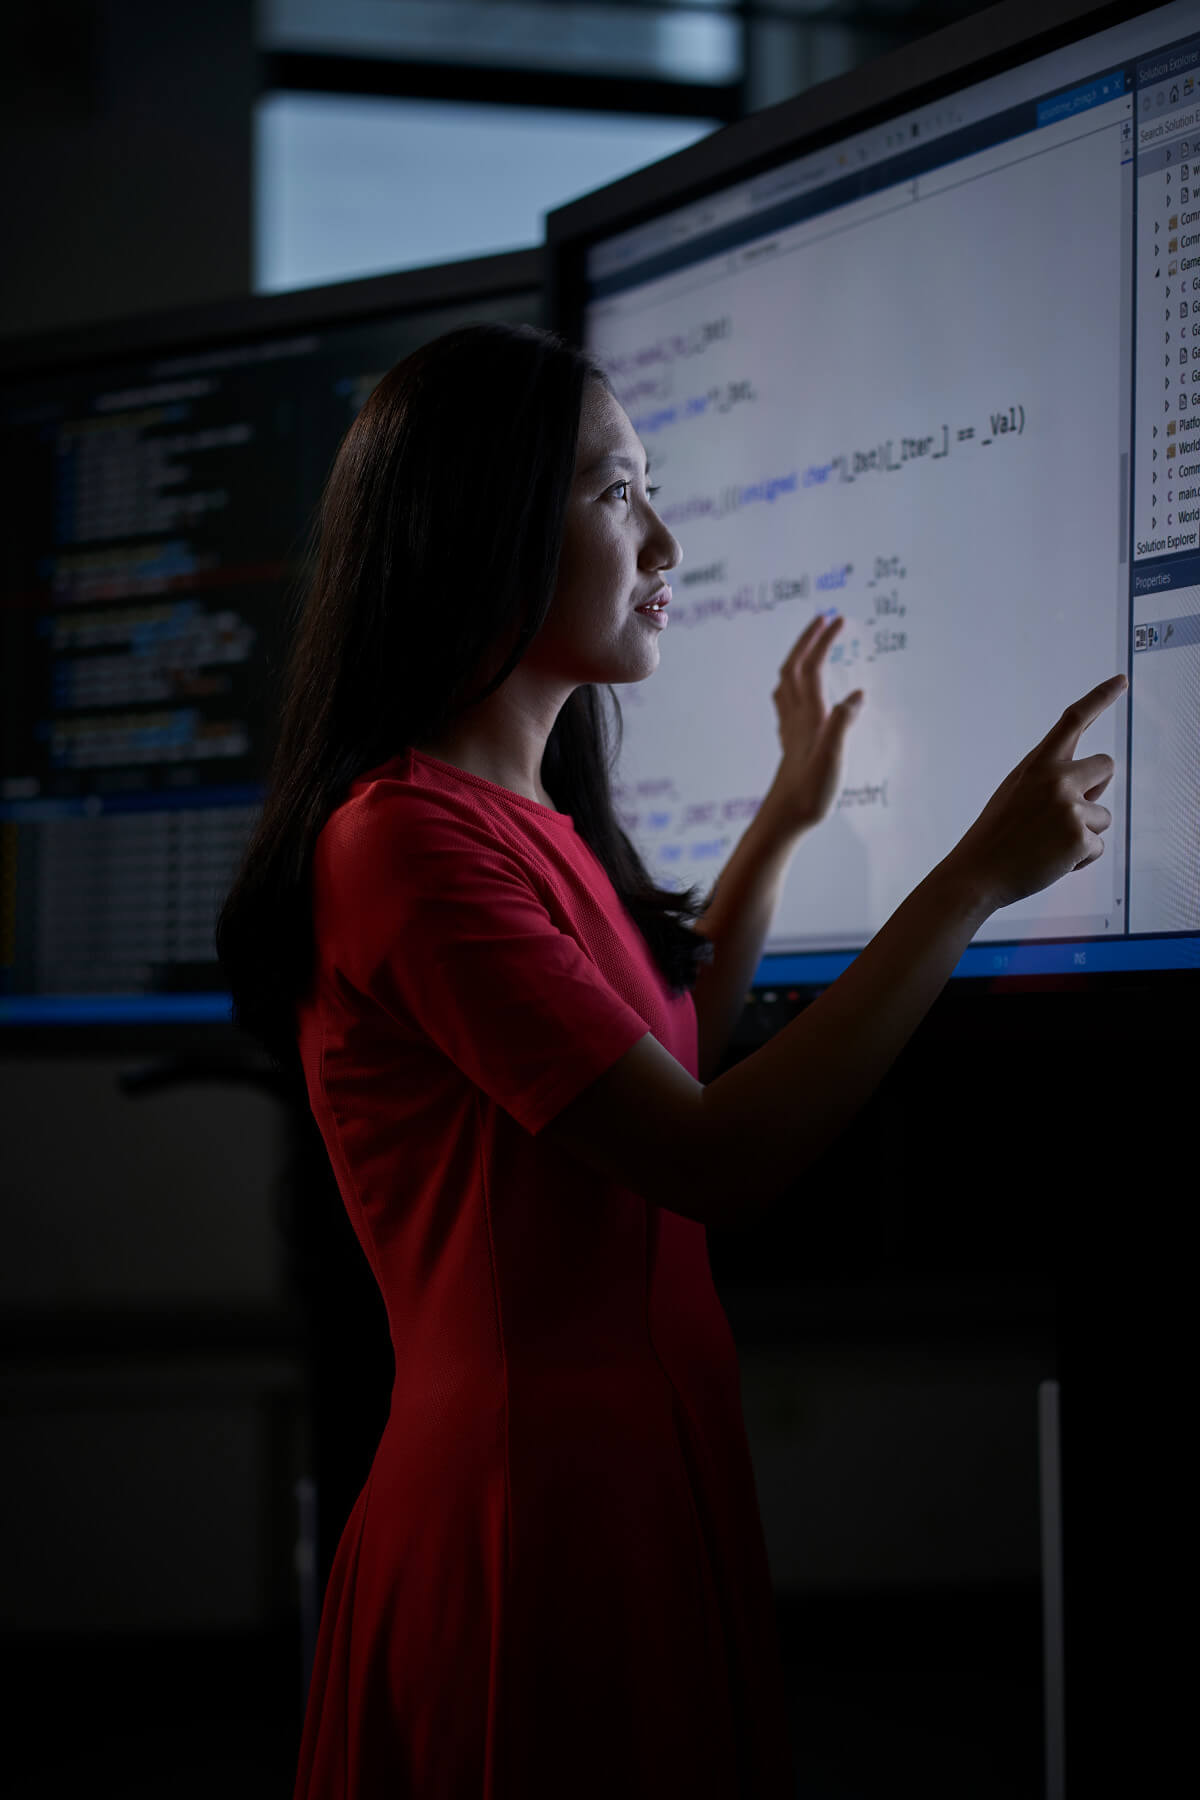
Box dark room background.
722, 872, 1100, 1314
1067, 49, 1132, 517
2, 4, 1164, 1797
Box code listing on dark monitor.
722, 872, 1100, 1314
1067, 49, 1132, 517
561, 0, 1200, 985
0, 268, 541, 1032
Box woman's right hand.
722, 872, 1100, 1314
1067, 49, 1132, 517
943, 673, 1128, 913
545, 669, 1130, 1229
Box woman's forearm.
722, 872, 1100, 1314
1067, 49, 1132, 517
548, 848, 993, 1230
691, 799, 804, 1081
696, 852, 991, 1216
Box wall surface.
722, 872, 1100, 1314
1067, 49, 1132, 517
1, 0, 255, 339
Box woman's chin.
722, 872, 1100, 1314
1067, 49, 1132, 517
622, 637, 662, 683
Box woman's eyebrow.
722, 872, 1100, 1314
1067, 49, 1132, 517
578, 451, 652, 479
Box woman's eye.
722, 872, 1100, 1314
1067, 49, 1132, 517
605, 478, 659, 503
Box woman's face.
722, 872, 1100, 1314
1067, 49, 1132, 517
526, 381, 682, 688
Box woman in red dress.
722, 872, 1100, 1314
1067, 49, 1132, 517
217, 324, 1123, 1798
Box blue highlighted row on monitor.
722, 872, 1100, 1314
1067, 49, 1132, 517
0, 994, 236, 1024
756, 934, 1200, 986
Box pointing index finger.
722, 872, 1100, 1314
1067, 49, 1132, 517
1037, 674, 1127, 761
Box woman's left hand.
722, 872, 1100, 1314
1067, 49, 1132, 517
759, 612, 864, 838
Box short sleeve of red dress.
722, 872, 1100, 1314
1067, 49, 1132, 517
319, 756, 656, 1134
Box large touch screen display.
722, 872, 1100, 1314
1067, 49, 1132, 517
582, 3, 1200, 977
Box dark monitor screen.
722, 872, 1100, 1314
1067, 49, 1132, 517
0, 252, 543, 1044
548, 0, 1200, 993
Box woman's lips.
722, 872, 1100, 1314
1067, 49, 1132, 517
634, 584, 671, 622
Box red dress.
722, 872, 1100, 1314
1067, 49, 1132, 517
292, 749, 793, 1799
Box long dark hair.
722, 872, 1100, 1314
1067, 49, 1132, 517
216, 322, 709, 1078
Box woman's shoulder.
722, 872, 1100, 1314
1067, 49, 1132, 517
320, 752, 488, 865
345, 750, 573, 832
318, 749, 574, 886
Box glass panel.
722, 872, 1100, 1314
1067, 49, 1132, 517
259, 0, 743, 85
254, 90, 717, 292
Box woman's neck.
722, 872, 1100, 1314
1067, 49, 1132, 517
414, 675, 572, 808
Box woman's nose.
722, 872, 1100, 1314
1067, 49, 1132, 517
644, 511, 681, 571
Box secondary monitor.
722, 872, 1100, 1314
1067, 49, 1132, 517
0, 251, 543, 1046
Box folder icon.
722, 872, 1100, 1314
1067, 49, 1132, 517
1169, 262, 1178, 275
1170, 214, 1179, 229
1168, 443, 1176, 458
1170, 237, 1179, 251
1168, 419, 1177, 435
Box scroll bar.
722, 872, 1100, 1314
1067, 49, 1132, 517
1119, 451, 1129, 566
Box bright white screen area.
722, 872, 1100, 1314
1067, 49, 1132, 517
255, 93, 715, 292
584, 29, 1190, 961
